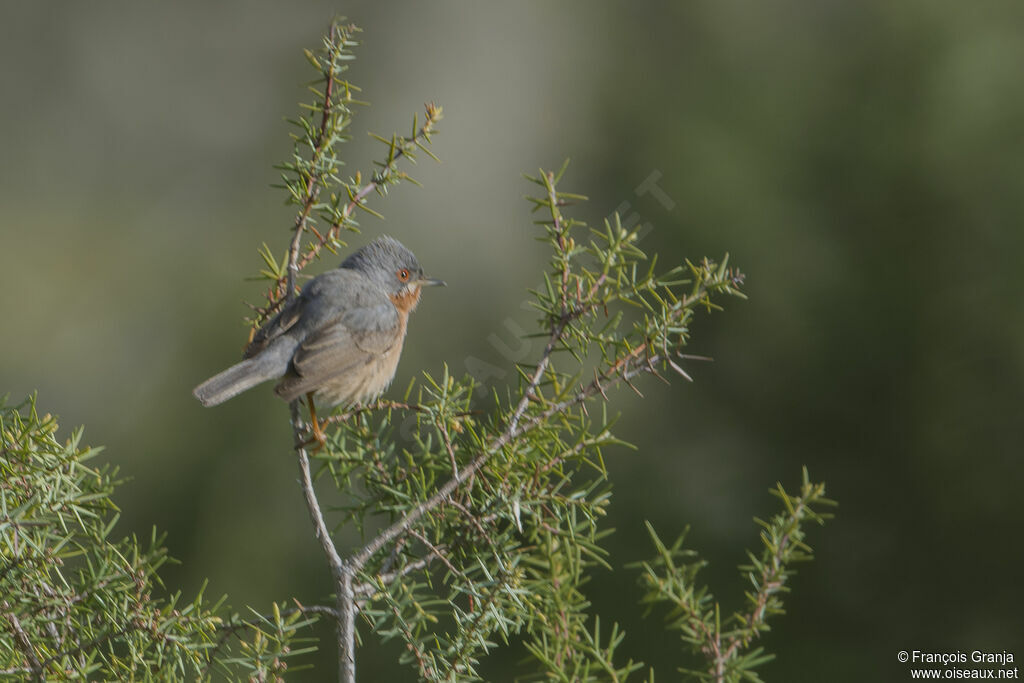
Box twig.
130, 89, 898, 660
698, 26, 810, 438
349, 320, 565, 573
407, 528, 464, 580
344, 268, 721, 582
437, 417, 460, 479
3, 607, 43, 679
277, 23, 359, 683
378, 536, 407, 577
285, 22, 341, 301
279, 100, 441, 683
201, 602, 343, 679
269, 104, 441, 319
543, 170, 572, 316
290, 402, 355, 683
711, 497, 807, 679
353, 556, 434, 598
323, 398, 475, 427
38, 623, 134, 676
444, 498, 492, 542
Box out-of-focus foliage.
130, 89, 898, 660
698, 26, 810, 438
0, 395, 316, 680
637, 469, 834, 682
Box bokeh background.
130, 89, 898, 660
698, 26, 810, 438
2, 2, 1022, 681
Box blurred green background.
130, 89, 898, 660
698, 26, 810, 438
2, 2, 1022, 681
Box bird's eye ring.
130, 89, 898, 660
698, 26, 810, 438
397, 268, 411, 282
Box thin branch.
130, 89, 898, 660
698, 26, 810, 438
542, 169, 571, 316
346, 281, 721, 576
299, 108, 440, 269
437, 416, 460, 479
3, 607, 44, 679
38, 623, 135, 676
269, 104, 442, 318
277, 23, 359, 683
323, 398, 476, 427
349, 320, 565, 572
0, 556, 25, 586
291, 406, 346, 577
290, 603, 345, 620
384, 590, 435, 679
213, 603, 344, 636
353, 556, 434, 598
715, 496, 808, 674
201, 603, 342, 679
349, 447, 488, 571
290, 402, 355, 683
276, 59, 441, 683
445, 498, 493, 542
285, 22, 342, 300
407, 528, 464, 580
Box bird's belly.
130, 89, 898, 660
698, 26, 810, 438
315, 342, 404, 407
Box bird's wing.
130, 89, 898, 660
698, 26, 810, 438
292, 300, 400, 374
274, 275, 400, 400
245, 269, 376, 358
244, 296, 305, 358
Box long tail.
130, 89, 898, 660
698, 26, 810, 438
193, 351, 289, 407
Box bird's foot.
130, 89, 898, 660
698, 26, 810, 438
301, 392, 328, 452
299, 423, 328, 451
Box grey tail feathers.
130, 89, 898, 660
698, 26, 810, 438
193, 355, 287, 407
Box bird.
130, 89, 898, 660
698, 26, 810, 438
193, 235, 444, 440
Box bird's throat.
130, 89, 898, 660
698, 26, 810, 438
389, 285, 422, 314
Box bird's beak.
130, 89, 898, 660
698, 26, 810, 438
417, 276, 447, 287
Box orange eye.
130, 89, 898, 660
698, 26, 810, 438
397, 268, 411, 282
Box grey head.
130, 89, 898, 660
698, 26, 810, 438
341, 235, 445, 296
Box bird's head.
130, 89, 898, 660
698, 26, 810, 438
341, 236, 445, 309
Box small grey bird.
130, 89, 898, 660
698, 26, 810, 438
193, 236, 444, 427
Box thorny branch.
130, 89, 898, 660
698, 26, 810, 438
346, 166, 741, 580
636, 473, 830, 682
200, 602, 344, 679
270, 100, 441, 323
3, 608, 42, 679
284, 21, 344, 302
274, 21, 442, 683
276, 23, 358, 683
323, 398, 476, 427
353, 556, 434, 598
291, 106, 439, 275
711, 491, 813, 681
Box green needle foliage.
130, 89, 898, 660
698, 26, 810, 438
315, 160, 751, 682
0, 396, 314, 680
304, 157, 831, 681
636, 469, 836, 682
252, 19, 441, 326
1, 18, 836, 683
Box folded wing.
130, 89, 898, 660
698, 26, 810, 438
274, 300, 400, 403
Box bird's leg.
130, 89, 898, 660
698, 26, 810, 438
304, 391, 328, 449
